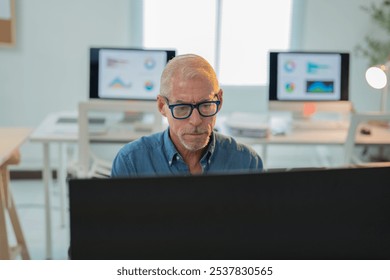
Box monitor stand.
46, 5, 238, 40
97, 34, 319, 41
268, 101, 353, 133
118, 111, 160, 133
268, 101, 353, 120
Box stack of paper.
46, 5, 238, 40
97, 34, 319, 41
224, 112, 270, 138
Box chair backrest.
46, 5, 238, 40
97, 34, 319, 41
77, 100, 163, 178
344, 112, 390, 166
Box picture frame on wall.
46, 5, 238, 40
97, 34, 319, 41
0, 0, 15, 47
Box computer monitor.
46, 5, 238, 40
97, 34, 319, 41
268, 51, 351, 116
69, 166, 390, 260
269, 51, 349, 102
89, 47, 176, 101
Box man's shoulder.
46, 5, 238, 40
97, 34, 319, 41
214, 132, 256, 153
118, 130, 165, 155
214, 131, 241, 147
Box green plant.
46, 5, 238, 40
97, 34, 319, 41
355, 0, 390, 66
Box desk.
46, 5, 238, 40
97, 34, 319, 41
29, 112, 78, 259
30, 111, 390, 259
0, 127, 32, 259
30, 110, 157, 259
219, 114, 390, 167
251, 126, 390, 168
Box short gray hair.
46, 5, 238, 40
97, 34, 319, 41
160, 54, 219, 98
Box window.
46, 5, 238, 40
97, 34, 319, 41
143, 0, 293, 85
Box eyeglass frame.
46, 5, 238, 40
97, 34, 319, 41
162, 94, 221, 120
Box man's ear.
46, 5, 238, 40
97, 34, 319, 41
217, 89, 223, 112
157, 95, 167, 117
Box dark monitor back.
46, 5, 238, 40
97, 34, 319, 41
69, 167, 390, 260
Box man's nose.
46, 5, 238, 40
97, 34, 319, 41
188, 108, 203, 125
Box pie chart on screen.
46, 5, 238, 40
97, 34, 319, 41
285, 82, 295, 92
284, 60, 296, 72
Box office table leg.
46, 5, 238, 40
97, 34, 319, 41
315, 146, 331, 167
262, 143, 268, 170
0, 160, 30, 260
43, 142, 52, 259
0, 170, 10, 259
58, 143, 67, 228
7, 186, 31, 259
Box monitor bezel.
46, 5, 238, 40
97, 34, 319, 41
89, 47, 176, 101
268, 51, 350, 102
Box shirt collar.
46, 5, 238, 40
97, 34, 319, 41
204, 131, 216, 164
162, 129, 178, 166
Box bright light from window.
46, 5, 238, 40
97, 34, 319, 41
219, 0, 292, 85
143, 0, 292, 85
143, 0, 216, 65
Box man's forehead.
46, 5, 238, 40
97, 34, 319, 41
171, 90, 216, 103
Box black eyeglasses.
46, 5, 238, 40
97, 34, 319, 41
163, 96, 221, 120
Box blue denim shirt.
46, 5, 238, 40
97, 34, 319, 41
111, 128, 263, 177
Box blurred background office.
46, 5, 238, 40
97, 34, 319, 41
0, 0, 388, 171
2, 0, 390, 260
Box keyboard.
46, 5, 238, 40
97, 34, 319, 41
57, 117, 106, 125
292, 120, 349, 130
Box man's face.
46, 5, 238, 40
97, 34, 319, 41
158, 76, 221, 153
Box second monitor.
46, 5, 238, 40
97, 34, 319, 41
268, 51, 351, 117
89, 47, 176, 101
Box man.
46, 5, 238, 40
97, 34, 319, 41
111, 54, 263, 176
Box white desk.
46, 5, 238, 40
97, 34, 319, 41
243, 125, 390, 168
239, 121, 390, 145
219, 113, 390, 167
30, 110, 390, 259
29, 110, 158, 259
29, 112, 79, 259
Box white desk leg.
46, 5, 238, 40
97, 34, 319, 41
58, 143, 67, 228
43, 142, 52, 259
315, 145, 331, 167
262, 143, 268, 170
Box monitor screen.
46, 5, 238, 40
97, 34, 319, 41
69, 166, 390, 260
89, 47, 176, 100
269, 51, 349, 101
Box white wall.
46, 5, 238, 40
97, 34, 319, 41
221, 0, 389, 115
301, 0, 387, 113
0, 0, 132, 168
0, 0, 387, 169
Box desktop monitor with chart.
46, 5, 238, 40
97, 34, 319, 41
268, 51, 351, 117
87, 47, 176, 128
89, 47, 176, 101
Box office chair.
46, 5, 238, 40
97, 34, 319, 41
75, 100, 163, 178
344, 112, 390, 167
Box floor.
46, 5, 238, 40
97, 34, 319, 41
7, 178, 69, 260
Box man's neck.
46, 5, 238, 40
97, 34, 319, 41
180, 148, 205, 169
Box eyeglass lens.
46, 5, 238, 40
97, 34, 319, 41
173, 102, 218, 118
